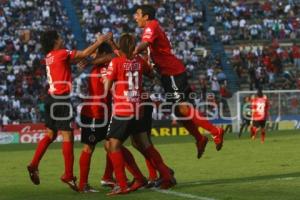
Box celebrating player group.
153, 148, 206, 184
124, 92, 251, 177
26, 5, 225, 196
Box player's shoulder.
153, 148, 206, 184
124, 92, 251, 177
146, 19, 159, 30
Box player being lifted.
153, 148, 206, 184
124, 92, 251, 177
134, 5, 224, 158
250, 89, 270, 143
26, 30, 111, 191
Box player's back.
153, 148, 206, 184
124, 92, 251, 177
251, 95, 269, 120
45, 49, 75, 95
142, 20, 185, 75
81, 64, 109, 119
107, 55, 148, 117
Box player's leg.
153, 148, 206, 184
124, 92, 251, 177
161, 73, 222, 153
176, 102, 223, 151
100, 142, 116, 187
251, 122, 258, 140
120, 145, 147, 191
54, 98, 77, 191
27, 94, 58, 185
27, 128, 57, 185
131, 136, 157, 183
79, 144, 99, 192
106, 117, 132, 195
239, 121, 246, 138
60, 130, 77, 191
131, 132, 176, 189
260, 121, 266, 144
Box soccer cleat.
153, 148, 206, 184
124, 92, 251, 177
213, 128, 225, 151
27, 165, 40, 185
100, 179, 116, 188
79, 184, 99, 193
196, 136, 209, 159
60, 175, 78, 192
160, 176, 177, 190
129, 178, 147, 192
145, 179, 156, 188
155, 168, 176, 189
106, 187, 130, 196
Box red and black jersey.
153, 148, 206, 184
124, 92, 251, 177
141, 19, 186, 76
106, 55, 151, 117
81, 64, 110, 119
251, 95, 269, 121
45, 49, 76, 95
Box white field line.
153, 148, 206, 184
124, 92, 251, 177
151, 176, 299, 200
152, 188, 217, 200
178, 176, 299, 187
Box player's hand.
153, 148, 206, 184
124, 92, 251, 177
107, 32, 113, 41
77, 58, 89, 71
96, 33, 110, 43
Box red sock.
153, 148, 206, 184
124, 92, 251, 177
109, 151, 127, 189
144, 145, 171, 181
261, 129, 265, 142
79, 151, 92, 189
180, 120, 203, 142
121, 146, 144, 181
145, 158, 157, 180
102, 153, 114, 180
181, 106, 219, 136
62, 141, 74, 179
30, 135, 53, 168
251, 127, 257, 138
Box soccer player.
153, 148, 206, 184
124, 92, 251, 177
134, 5, 224, 158
238, 96, 252, 138
26, 30, 110, 191
250, 89, 270, 143
104, 33, 151, 195
77, 42, 115, 192
130, 101, 176, 189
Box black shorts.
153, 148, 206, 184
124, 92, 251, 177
106, 116, 145, 142
80, 115, 108, 145
136, 104, 153, 134
242, 118, 251, 125
253, 120, 266, 128
44, 94, 73, 132
160, 71, 192, 103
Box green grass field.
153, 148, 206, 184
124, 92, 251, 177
1, 130, 300, 200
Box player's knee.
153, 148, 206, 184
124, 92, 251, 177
83, 144, 94, 153
107, 138, 122, 152
61, 131, 73, 142
46, 129, 58, 141
176, 104, 189, 117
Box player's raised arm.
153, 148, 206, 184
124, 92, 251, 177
133, 42, 149, 55
91, 53, 116, 65
71, 33, 111, 62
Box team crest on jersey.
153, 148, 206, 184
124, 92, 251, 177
143, 28, 153, 39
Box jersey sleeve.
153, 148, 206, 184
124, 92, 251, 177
60, 49, 77, 61
106, 59, 118, 81
142, 22, 157, 44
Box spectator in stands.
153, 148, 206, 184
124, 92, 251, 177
292, 43, 300, 70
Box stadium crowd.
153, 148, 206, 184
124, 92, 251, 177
1, 0, 299, 125
212, 0, 300, 44
0, 0, 76, 125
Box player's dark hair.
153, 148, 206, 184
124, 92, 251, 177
119, 33, 136, 59
137, 5, 156, 20
97, 42, 113, 55
40, 30, 59, 54
257, 89, 263, 97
